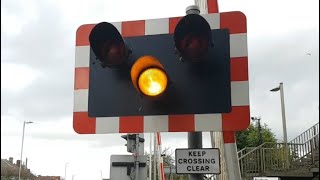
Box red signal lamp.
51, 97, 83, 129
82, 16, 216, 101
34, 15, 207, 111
89, 22, 130, 68
174, 14, 213, 62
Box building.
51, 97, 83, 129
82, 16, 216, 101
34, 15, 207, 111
1, 157, 35, 179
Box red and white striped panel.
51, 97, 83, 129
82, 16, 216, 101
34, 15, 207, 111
73, 11, 250, 134
156, 132, 165, 180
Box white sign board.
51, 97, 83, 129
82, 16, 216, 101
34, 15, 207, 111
175, 148, 220, 174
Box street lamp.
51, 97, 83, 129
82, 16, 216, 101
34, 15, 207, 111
18, 121, 33, 180
271, 82, 289, 169
251, 117, 263, 145
65, 163, 69, 180
270, 82, 288, 144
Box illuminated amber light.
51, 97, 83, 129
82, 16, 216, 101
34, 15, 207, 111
131, 56, 168, 97
138, 68, 168, 96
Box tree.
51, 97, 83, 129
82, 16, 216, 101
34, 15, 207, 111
236, 123, 277, 150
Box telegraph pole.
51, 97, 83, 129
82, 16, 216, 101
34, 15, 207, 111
251, 117, 263, 145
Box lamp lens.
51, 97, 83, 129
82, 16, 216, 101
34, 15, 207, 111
138, 68, 168, 96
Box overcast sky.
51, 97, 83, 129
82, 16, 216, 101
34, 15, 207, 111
1, 0, 319, 179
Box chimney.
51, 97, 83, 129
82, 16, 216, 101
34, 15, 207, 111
9, 157, 13, 164
16, 160, 21, 167
26, 158, 28, 169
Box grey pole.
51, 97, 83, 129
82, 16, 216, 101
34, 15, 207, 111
271, 82, 289, 169
65, 163, 69, 180
279, 83, 290, 169
18, 121, 33, 180
188, 132, 203, 180
257, 119, 263, 145
135, 134, 140, 180
279, 83, 288, 144
18, 122, 26, 180
251, 117, 263, 145
153, 134, 157, 180
185, 4, 204, 180
149, 133, 152, 180
270, 83, 288, 144
170, 164, 173, 180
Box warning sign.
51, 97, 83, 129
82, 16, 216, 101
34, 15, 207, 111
175, 148, 220, 174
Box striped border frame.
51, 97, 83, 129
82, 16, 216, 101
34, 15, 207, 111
73, 11, 250, 134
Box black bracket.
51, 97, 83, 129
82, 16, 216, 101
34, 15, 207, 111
112, 162, 146, 175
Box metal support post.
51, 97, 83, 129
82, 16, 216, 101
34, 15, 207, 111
18, 122, 26, 180
279, 83, 288, 145
169, 167, 172, 180
188, 132, 203, 180
223, 132, 241, 180
271, 83, 289, 169
279, 83, 290, 169
153, 133, 157, 180
185, 4, 204, 180
19, 121, 33, 180
251, 117, 263, 145
135, 134, 140, 180
257, 119, 263, 145
149, 133, 152, 180
121, 134, 145, 179
65, 163, 69, 180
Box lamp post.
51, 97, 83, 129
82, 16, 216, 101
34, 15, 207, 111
251, 117, 263, 145
270, 82, 288, 144
65, 163, 69, 180
271, 82, 289, 169
18, 121, 33, 180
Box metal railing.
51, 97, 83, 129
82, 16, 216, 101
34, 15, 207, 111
289, 122, 319, 144
238, 133, 319, 177
237, 147, 255, 159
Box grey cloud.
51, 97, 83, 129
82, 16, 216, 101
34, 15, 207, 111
2, 1, 76, 121
1, 0, 318, 148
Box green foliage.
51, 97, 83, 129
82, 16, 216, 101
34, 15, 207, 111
236, 123, 277, 150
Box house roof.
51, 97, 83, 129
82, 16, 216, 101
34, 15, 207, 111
1, 159, 15, 168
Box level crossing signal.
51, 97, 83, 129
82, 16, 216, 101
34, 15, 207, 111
73, 11, 250, 134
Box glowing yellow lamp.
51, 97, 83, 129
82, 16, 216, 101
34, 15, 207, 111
131, 56, 168, 97
138, 68, 168, 96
